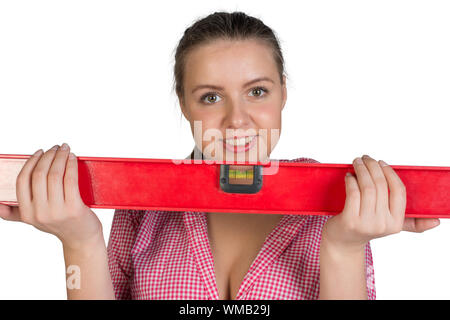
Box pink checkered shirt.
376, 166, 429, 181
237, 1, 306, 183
107, 157, 376, 300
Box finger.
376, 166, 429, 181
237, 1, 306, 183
16, 149, 44, 209
403, 218, 440, 233
361, 155, 389, 217
378, 159, 407, 224
342, 172, 360, 218
352, 157, 376, 218
48, 143, 70, 204
64, 152, 83, 204
0, 204, 21, 222
31, 144, 59, 203
415, 218, 440, 232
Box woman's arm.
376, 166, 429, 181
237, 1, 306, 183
62, 232, 115, 300
318, 155, 441, 299
319, 234, 367, 299
318, 155, 406, 300
0, 144, 115, 299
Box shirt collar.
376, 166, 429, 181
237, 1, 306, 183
183, 210, 308, 299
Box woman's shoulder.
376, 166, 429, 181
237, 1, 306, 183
278, 156, 320, 163
111, 208, 186, 231
111, 209, 163, 230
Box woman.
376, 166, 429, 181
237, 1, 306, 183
0, 11, 440, 300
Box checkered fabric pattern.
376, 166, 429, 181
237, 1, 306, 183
107, 157, 376, 299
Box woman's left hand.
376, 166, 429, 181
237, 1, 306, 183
322, 154, 440, 253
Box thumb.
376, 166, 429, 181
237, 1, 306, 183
0, 204, 22, 222
342, 172, 360, 216
403, 217, 440, 233
64, 152, 83, 204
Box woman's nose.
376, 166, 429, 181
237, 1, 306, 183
224, 99, 250, 128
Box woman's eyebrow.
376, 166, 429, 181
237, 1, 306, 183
191, 77, 274, 94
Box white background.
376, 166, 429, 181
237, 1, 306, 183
0, 0, 449, 299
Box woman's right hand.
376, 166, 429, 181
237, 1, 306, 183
0, 143, 103, 250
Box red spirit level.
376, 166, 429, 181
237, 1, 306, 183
0, 154, 449, 218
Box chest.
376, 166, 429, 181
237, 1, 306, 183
206, 213, 283, 300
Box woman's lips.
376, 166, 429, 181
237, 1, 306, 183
222, 135, 258, 153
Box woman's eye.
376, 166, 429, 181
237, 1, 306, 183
249, 87, 268, 98
200, 87, 268, 104
201, 93, 222, 104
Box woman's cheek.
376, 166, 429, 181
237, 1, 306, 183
199, 121, 224, 158
253, 104, 281, 134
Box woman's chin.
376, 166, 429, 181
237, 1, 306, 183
199, 139, 272, 163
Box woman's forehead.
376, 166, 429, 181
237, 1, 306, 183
184, 39, 278, 87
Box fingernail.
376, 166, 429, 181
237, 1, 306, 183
346, 172, 352, 177
50, 145, 59, 151
61, 143, 69, 150
379, 160, 389, 167
69, 152, 76, 159
355, 157, 363, 164
34, 149, 43, 156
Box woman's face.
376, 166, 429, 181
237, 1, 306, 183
179, 39, 287, 162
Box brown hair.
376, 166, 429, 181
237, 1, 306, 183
172, 11, 287, 101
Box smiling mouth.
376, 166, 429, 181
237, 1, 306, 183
222, 135, 258, 152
